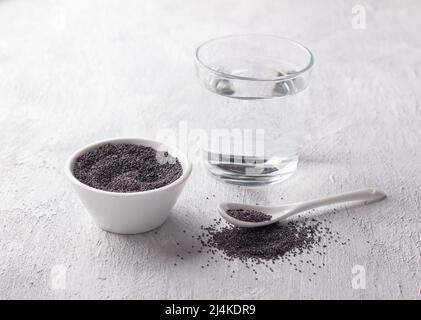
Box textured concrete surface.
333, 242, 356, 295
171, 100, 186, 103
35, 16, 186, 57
0, 0, 420, 299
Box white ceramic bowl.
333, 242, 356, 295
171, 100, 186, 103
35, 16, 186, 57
65, 137, 192, 234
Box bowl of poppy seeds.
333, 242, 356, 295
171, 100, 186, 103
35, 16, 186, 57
65, 138, 192, 234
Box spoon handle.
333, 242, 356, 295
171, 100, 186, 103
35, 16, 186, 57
285, 188, 386, 217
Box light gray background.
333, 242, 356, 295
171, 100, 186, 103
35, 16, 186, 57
0, 0, 420, 299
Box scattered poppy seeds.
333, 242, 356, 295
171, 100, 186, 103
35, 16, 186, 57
173, 215, 349, 280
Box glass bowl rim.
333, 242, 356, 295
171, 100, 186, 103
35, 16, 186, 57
195, 34, 314, 82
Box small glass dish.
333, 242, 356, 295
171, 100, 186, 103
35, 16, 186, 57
195, 34, 313, 100
194, 35, 314, 186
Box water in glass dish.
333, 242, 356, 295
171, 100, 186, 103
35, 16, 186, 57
202, 133, 300, 186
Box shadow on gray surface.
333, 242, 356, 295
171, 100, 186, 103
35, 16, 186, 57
104, 212, 204, 261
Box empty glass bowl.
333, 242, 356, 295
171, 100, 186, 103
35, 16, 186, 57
195, 34, 314, 186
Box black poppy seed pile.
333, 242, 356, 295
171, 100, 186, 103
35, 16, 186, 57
73, 143, 183, 193
227, 209, 272, 222
174, 206, 349, 280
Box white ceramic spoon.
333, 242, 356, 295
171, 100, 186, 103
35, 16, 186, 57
218, 188, 386, 228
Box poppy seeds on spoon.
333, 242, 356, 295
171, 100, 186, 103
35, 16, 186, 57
226, 208, 272, 222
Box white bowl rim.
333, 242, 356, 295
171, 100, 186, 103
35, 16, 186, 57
65, 137, 192, 197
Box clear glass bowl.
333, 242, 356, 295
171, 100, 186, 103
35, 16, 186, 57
195, 34, 313, 100
195, 35, 314, 186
